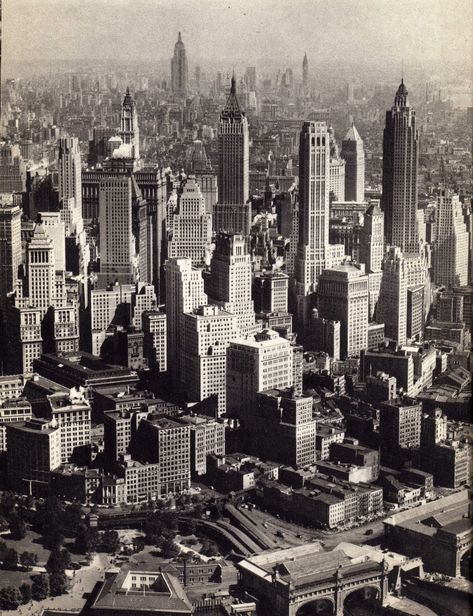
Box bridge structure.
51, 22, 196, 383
237, 543, 389, 616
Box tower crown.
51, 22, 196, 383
122, 87, 134, 108
175, 32, 185, 49
221, 75, 244, 120
394, 79, 409, 108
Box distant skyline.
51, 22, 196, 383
4, 0, 472, 81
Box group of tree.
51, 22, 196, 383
143, 509, 178, 546
33, 498, 83, 550
73, 525, 121, 555
0, 541, 38, 570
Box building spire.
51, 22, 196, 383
221, 73, 243, 119
178, 31, 182, 42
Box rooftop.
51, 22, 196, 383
90, 568, 192, 613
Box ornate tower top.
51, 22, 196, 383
221, 75, 244, 120
394, 79, 409, 108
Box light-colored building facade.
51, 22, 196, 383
98, 176, 136, 286
431, 190, 469, 288
165, 258, 207, 387
317, 262, 369, 358
227, 329, 294, 419
294, 122, 345, 336
181, 305, 238, 415
167, 176, 212, 266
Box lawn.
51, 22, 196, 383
1, 529, 51, 565
0, 568, 35, 589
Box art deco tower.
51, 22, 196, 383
302, 52, 308, 87
382, 80, 419, 253
119, 88, 140, 159
293, 121, 344, 336
58, 136, 82, 215
214, 76, 250, 235
171, 32, 188, 98
341, 123, 365, 202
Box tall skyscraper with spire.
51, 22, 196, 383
119, 88, 140, 160
382, 80, 419, 253
214, 76, 251, 236
341, 123, 365, 202
171, 32, 188, 98
302, 52, 308, 87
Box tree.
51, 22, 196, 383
101, 530, 120, 554
0, 541, 7, 561
0, 586, 22, 611
49, 572, 68, 596
31, 574, 49, 601
180, 518, 197, 535
3, 548, 18, 570
9, 515, 27, 540
158, 537, 179, 559
19, 582, 32, 604
201, 539, 219, 557
74, 524, 99, 554
20, 550, 38, 570
46, 548, 71, 574
63, 503, 83, 536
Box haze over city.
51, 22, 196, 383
4, 0, 472, 81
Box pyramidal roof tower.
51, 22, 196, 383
341, 122, 365, 202
216, 75, 249, 208
221, 74, 244, 120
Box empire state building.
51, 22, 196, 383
171, 32, 188, 98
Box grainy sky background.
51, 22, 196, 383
3, 0, 472, 77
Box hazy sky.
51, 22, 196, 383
4, 0, 472, 77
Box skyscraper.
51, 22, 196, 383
302, 53, 308, 87
341, 123, 365, 202
119, 88, 140, 160
359, 201, 384, 320
205, 233, 256, 336
0, 197, 22, 309
165, 258, 207, 387
167, 176, 212, 266
214, 76, 250, 235
376, 246, 408, 344
317, 262, 369, 358
0, 143, 26, 193
181, 305, 238, 415
171, 32, 188, 98
431, 189, 469, 288
98, 176, 136, 286
57, 136, 82, 215
26, 221, 56, 315
359, 201, 384, 273
227, 329, 294, 420
293, 121, 344, 335
382, 80, 419, 253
